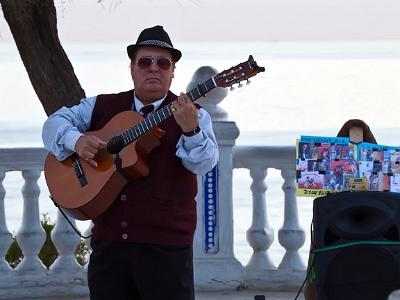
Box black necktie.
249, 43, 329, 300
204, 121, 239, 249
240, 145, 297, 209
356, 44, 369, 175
140, 104, 154, 117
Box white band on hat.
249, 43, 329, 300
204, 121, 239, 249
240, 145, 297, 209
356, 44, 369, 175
138, 40, 173, 49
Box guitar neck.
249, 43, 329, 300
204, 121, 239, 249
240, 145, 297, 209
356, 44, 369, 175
186, 77, 217, 102
118, 77, 217, 147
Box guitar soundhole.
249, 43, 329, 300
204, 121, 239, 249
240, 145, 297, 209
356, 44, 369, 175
107, 135, 125, 154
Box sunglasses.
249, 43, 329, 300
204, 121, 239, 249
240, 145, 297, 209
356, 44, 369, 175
135, 57, 172, 71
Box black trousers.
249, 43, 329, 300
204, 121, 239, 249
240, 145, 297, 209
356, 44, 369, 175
88, 238, 195, 300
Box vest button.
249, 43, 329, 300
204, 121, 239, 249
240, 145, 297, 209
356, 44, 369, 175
121, 221, 128, 227
122, 233, 128, 240
120, 194, 127, 201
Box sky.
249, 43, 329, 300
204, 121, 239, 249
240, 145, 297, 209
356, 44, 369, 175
1, 0, 400, 44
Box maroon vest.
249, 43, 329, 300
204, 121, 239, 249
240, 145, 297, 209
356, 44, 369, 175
89, 90, 198, 245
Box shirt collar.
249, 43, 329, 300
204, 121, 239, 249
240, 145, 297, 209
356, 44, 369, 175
133, 92, 167, 113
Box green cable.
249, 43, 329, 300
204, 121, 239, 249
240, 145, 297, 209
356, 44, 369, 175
312, 240, 400, 253
309, 240, 400, 282
310, 255, 317, 283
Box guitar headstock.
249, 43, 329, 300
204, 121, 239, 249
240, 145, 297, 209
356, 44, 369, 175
214, 55, 265, 89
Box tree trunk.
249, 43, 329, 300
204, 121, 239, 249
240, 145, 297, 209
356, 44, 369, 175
0, 0, 85, 116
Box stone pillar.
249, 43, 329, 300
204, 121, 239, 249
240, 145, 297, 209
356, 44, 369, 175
389, 290, 400, 300
278, 168, 306, 271
243, 166, 277, 290
50, 210, 81, 272
0, 170, 16, 299
194, 121, 243, 290
190, 66, 243, 290
15, 170, 46, 275
47, 209, 89, 297
0, 171, 12, 273
245, 167, 275, 271
83, 222, 94, 270
186, 66, 228, 121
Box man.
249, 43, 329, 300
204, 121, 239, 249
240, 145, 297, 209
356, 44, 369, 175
42, 25, 219, 300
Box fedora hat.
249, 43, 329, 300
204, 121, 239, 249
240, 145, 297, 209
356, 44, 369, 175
127, 25, 182, 62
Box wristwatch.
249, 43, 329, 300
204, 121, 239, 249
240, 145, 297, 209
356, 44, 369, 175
183, 125, 201, 137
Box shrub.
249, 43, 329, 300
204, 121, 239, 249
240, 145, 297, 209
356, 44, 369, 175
6, 214, 90, 269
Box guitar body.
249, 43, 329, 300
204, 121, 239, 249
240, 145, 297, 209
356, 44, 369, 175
44, 111, 164, 220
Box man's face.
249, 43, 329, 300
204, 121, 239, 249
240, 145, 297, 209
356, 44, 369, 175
131, 46, 175, 105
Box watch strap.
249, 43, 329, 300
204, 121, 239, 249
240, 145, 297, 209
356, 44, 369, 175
183, 125, 201, 137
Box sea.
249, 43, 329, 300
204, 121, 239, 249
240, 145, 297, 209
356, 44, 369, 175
1, 40, 400, 266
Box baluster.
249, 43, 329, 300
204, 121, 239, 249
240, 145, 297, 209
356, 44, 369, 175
245, 166, 275, 270
0, 171, 13, 272
83, 221, 94, 270
15, 170, 46, 274
278, 168, 306, 270
49, 209, 82, 272
389, 290, 400, 300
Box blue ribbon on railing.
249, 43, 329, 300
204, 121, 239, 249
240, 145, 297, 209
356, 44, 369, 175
203, 165, 218, 253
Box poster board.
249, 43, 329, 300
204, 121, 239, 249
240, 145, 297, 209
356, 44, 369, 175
296, 135, 400, 197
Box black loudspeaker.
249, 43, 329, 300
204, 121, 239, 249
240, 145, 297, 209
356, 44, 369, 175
313, 191, 400, 300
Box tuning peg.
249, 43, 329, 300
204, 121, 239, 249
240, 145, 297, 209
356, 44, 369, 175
246, 79, 251, 85
230, 86, 235, 91
238, 82, 243, 88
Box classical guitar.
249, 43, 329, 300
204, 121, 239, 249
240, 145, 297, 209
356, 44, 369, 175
44, 55, 265, 220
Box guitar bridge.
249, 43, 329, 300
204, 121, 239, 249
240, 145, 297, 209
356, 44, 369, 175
72, 154, 88, 187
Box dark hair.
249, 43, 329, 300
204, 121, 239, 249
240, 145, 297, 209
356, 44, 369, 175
336, 119, 377, 144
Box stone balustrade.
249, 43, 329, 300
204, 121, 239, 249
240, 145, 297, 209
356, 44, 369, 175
0, 142, 305, 299
233, 145, 306, 290
0, 148, 88, 299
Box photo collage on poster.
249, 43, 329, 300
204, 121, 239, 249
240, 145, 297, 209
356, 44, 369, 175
296, 135, 400, 197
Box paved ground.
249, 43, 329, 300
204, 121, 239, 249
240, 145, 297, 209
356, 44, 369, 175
27, 289, 305, 300
196, 290, 304, 300
25, 291, 304, 300
24, 289, 400, 300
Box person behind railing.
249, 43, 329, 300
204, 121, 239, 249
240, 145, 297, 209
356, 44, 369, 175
42, 25, 219, 300
304, 119, 377, 300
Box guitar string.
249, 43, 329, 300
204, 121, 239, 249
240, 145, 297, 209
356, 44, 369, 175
98, 103, 175, 155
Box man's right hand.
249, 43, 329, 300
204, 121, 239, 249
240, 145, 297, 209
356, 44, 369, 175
75, 135, 107, 167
